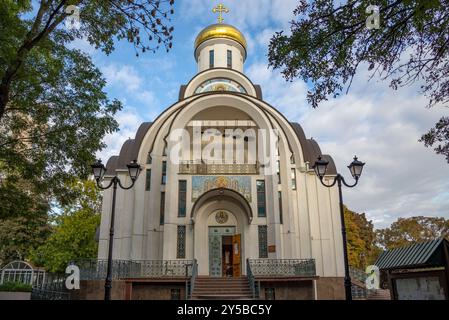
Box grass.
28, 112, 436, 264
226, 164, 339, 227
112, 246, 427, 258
0, 281, 32, 292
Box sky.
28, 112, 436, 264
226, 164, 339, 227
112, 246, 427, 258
74, 0, 449, 229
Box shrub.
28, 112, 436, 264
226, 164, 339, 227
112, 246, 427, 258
0, 281, 32, 292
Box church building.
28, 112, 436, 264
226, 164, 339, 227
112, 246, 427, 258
97, 9, 345, 300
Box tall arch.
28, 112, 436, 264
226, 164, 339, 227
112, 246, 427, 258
190, 188, 253, 224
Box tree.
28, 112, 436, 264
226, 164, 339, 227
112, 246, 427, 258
0, 1, 175, 203
0, 0, 175, 120
376, 216, 449, 250
31, 179, 101, 273
420, 116, 449, 163
344, 206, 381, 269
0, 177, 51, 265
268, 0, 449, 162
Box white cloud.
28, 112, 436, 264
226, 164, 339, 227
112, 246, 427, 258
98, 64, 162, 161
180, 0, 297, 30
67, 37, 97, 56
248, 61, 449, 228
102, 64, 142, 91
97, 108, 144, 162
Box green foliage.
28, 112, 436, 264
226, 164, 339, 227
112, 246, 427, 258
0, 1, 175, 269
420, 116, 449, 163
0, 1, 175, 203
376, 216, 449, 250
344, 206, 381, 269
31, 180, 101, 273
0, 282, 32, 292
0, 178, 51, 265
0, 177, 47, 220
268, 0, 449, 162
0, 36, 121, 204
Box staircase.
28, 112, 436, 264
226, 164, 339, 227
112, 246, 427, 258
191, 277, 253, 300
367, 289, 391, 300
349, 267, 391, 300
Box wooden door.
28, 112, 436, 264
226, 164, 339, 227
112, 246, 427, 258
232, 234, 241, 277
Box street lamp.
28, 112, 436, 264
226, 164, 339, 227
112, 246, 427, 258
91, 159, 141, 300
312, 155, 365, 301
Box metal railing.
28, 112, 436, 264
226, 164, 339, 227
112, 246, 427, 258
31, 273, 71, 300
349, 267, 368, 283
186, 259, 198, 299
73, 259, 195, 280
352, 284, 368, 299
179, 161, 259, 175
349, 267, 368, 299
246, 259, 259, 299
247, 259, 316, 277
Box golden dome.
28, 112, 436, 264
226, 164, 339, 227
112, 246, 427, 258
195, 23, 247, 53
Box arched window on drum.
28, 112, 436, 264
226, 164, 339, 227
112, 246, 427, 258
194, 78, 247, 94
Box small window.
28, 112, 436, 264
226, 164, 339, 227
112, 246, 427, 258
209, 50, 214, 68
258, 225, 268, 258
178, 180, 187, 217
160, 192, 165, 225
227, 50, 232, 68
291, 168, 297, 190
177, 225, 186, 259
257, 180, 266, 217
276, 160, 281, 184
145, 169, 151, 191
278, 191, 283, 224
161, 161, 167, 185
265, 288, 275, 300
171, 288, 181, 300
147, 153, 152, 164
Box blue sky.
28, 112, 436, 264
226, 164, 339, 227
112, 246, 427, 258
73, 0, 449, 228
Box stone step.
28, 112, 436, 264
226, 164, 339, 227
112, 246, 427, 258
194, 288, 252, 293
191, 277, 252, 300
191, 294, 254, 300
195, 279, 248, 284
367, 289, 391, 300
195, 283, 249, 286
197, 276, 247, 278
195, 281, 249, 286
195, 285, 250, 289
196, 278, 248, 280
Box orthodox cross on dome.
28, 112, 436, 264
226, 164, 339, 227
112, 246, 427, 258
212, 4, 229, 23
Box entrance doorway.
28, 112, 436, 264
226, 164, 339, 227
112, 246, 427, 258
209, 227, 241, 277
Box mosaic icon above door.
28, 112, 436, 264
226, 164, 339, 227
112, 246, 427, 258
192, 176, 251, 202
215, 211, 229, 224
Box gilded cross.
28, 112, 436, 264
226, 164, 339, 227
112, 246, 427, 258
212, 4, 229, 24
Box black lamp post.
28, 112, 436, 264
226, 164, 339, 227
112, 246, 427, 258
91, 159, 141, 301
312, 155, 365, 301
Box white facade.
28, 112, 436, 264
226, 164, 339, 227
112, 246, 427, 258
98, 23, 344, 279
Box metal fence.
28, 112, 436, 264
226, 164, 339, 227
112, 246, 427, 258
30, 260, 196, 300
247, 259, 316, 277
0, 261, 46, 287
349, 267, 368, 299
74, 259, 195, 280
186, 260, 198, 299
31, 273, 71, 300
349, 267, 368, 283
246, 259, 260, 298
179, 161, 259, 175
